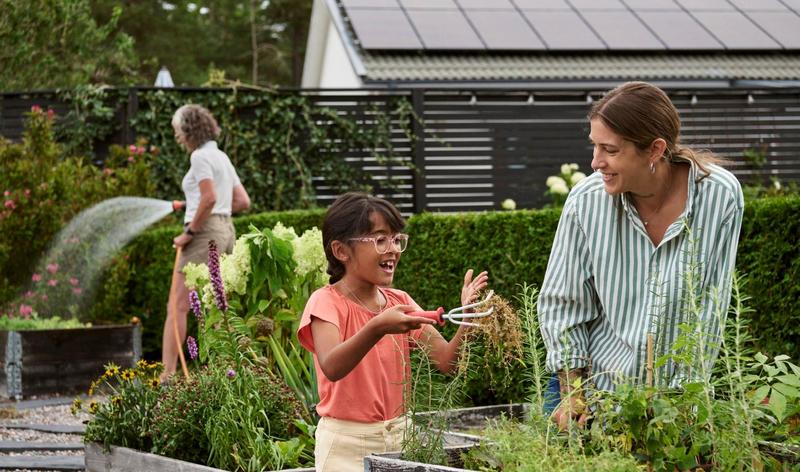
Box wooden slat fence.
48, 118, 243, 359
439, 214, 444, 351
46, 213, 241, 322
2, 87, 798, 213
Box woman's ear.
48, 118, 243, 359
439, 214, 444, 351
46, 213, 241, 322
330, 240, 350, 263
650, 138, 667, 162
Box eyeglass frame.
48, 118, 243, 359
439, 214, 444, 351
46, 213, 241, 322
348, 233, 409, 254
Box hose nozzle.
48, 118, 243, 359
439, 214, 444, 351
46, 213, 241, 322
172, 200, 185, 212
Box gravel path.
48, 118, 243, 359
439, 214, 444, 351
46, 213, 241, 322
0, 396, 96, 471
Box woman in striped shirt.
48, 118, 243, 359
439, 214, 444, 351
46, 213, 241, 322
538, 82, 744, 429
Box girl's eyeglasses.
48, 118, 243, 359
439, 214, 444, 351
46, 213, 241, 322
349, 233, 409, 254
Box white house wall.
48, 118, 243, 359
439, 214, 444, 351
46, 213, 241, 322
319, 20, 361, 88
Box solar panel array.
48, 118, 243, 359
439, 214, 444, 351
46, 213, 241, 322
339, 0, 800, 51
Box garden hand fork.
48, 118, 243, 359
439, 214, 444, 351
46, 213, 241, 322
410, 291, 495, 327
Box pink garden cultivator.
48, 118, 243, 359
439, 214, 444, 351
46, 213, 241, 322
410, 291, 495, 327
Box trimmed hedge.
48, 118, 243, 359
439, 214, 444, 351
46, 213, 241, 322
102, 198, 799, 402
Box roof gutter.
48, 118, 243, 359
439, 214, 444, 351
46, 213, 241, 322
322, 0, 366, 78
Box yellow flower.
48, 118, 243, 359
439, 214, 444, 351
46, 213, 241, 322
120, 370, 136, 381
148, 378, 160, 389
88, 380, 98, 396
70, 398, 82, 415
111, 396, 122, 407
137, 359, 149, 369
89, 401, 98, 414
104, 365, 120, 378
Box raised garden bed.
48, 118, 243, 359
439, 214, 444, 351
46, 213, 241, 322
85, 442, 315, 472
1, 324, 141, 399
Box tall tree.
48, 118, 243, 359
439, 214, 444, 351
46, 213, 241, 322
90, 0, 311, 87
0, 0, 140, 90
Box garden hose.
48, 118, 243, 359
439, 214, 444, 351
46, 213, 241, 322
171, 246, 190, 379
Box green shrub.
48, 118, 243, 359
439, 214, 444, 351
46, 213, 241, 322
0, 108, 155, 315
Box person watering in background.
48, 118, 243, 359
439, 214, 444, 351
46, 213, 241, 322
297, 192, 488, 472
161, 104, 250, 382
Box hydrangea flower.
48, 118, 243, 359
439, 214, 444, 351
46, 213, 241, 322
291, 227, 325, 277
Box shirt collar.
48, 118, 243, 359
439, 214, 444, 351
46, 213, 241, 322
198, 140, 218, 150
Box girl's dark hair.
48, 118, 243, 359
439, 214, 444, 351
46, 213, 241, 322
322, 192, 405, 284
590, 81, 721, 179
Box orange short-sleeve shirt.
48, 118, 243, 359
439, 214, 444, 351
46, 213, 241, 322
297, 285, 425, 422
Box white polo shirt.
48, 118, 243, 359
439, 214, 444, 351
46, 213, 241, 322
181, 140, 241, 223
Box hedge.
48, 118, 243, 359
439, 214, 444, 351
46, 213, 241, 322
99, 197, 799, 402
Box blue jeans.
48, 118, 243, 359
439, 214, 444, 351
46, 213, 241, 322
543, 374, 561, 415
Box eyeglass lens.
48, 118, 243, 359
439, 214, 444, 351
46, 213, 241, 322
375, 234, 408, 253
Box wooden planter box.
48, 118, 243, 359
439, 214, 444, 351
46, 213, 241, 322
1, 324, 141, 399
85, 443, 315, 472
365, 404, 526, 472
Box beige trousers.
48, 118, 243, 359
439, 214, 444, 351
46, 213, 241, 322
314, 415, 407, 472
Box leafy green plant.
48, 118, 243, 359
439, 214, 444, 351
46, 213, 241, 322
0, 313, 86, 331
79, 360, 164, 452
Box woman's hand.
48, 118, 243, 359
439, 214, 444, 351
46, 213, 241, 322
461, 269, 489, 307
552, 394, 590, 430
372, 304, 436, 335
173, 233, 192, 248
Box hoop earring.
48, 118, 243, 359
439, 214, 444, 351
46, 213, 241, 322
649, 162, 655, 174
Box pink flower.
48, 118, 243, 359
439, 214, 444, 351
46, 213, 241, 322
127, 156, 135, 163
3, 190, 9, 196
47, 109, 55, 120
19, 304, 33, 317
4, 200, 15, 209
24, 291, 34, 298
136, 146, 145, 155
31, 105, 42, 114
72, 287, 83, 295
24, 189, 30, 198
103, 168, 114, 176
46, 263, 59, 274
128, 144, 137, 153
41, 295, 48, 301
31, 273, 42, 282
47, 279, 58, 287
69, 277, 79, 286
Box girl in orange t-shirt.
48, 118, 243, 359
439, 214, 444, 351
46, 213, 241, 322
297, 192, 488, 472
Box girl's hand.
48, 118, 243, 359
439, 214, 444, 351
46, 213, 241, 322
552, 395, 590, 430
461, 269, 489, 307
372, 304, 436, 335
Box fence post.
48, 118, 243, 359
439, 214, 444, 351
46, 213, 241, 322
412, 89, 426, 213
123, 88, 139, 145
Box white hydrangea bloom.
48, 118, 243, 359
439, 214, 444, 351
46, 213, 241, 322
550, 180, 570, 195
560, 163, 571, 175
219, 238, 251, 296
272, 222, 298, 242
292, 227, 326, 276
570, 163, 579, 170
501, 198, 516, 210
546, 176, 567, 189
182, 262, 209, 291
571, 172, 587, 186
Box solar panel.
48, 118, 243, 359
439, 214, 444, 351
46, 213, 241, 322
512, 0, 571, 9
347, 9, 423, 49
729, 0, 789, 11
637, 11, 722, 49
692, 11, 781, 49
569, 0, 626, 9
676, 0, 734, 10
523, 10, 605, 49
581, 11, 664, 49
745, 12, 800, 48
623, 0, 680, 10
457, 0, 516, 9
406, 9, 485, 49
466, 10, 545, 49
399, 0, 458, 8
341, 0, 400, 7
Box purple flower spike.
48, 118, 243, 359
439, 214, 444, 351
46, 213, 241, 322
188, 290, 203, 324
227, 369, 236, 379
186, 336, 198, 360
207, 240, 228, 312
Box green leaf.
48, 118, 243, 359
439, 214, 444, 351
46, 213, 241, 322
772, 383, 800, 399
753, 385, 771, 405
776, 374, 800, 387
769, 389, 787, 421
755, 352, 768, 364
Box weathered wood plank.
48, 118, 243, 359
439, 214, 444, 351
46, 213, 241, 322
0, 454, 85, 471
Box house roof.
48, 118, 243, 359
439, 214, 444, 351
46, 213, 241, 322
360, 53, 800, 83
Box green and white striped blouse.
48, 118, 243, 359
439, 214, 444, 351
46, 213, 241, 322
538, 160, 744, 391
